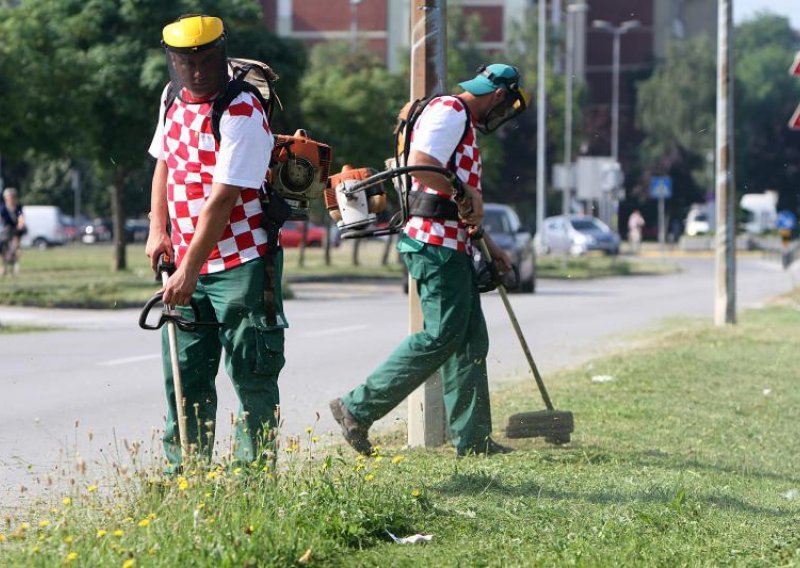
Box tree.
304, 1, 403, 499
0, 0, 305, 270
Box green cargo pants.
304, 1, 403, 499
342, 236, 492, 454
162, 252, 287, 469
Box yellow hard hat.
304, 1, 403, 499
162, 15, 225, 51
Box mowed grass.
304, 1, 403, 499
0, 243, 673, 309
2, 294, 799, 566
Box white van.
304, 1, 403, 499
19, 205, 68, 249
740, 191, 778, 234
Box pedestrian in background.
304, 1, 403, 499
627, 209, 645, 254
0, 187, 26, 276
146, 14, 286, 471
330, 64, 528, 457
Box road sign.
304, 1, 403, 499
777, 210, 797, 231
649, 176, 672, 199
790, 52, 800, 130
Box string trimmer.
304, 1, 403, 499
475, 234, 574, 445
138, 254, 221, 461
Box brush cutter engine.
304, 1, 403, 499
269, 129, 332, 220
324, 164, 465, 239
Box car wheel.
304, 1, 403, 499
33, 237, 49, 250
520, 275, 535, 294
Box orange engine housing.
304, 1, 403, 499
269, 129, 332, 202
325, 165, 386, 222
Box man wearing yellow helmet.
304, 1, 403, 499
146, 15, 285, 470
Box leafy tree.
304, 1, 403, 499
734, 15, 800, 212
0, 0, 305, 270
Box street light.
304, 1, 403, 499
350, 0, 363, 53
563, 1, 589, 216
591, 19, 640, 161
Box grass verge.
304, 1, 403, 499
0, 244, 675, 309
2, 293, 799, 566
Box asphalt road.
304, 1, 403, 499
1, 253, 797, 508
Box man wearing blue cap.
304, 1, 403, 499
331, 64, 528, 457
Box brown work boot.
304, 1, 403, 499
329, 398, 373, 456
456, 437, 515, 457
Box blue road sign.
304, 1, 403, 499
777, 210, 797, 230
649, 176, 672, 199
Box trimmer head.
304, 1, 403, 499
505, 410, 574, 444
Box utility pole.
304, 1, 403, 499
563, 1, 588, 217
407, 0, 447, 448
350, 0, 363, 53
535, 0, 546, 236
715, 0, 736, 325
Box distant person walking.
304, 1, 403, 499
0, 188, 26, 276
627, 209, 645, 255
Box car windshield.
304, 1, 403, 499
484, 209, 519, 234
571, 218, 605, 232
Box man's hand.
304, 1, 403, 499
145, 229, 173, 273
457, 184, 484, 227
484, 233, 512, 274
161, 264, 200, 306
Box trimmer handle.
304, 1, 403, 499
138, 292, 221, 332
155, 253, 176, 283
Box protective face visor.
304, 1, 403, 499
478, 87, 528, 134
162, 15, 228, 103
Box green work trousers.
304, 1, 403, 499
161, 253, 286, 470
342, 237, 492, 453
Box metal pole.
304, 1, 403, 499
658, 196, 665, 256
563, 5, 574, 217
715, 0, 736, 325
350, 0, 362, 53
611, 31, 620, 161
536, 0, 547, 235
407, 0, 447, 448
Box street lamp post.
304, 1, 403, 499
563, 1, 589, 217
591, 19, 641, 161
350, 0, 363, 53
592, 18, 640, 226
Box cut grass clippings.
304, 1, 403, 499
2, 294, 799, 566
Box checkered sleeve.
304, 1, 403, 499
410, 98, 467, 166
147, 84, 170, 161
214, 92, 273, 189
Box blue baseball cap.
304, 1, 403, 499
459, 64, 522, 96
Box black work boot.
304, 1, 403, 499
456, 437, 515, 457
329, 398, 373, 456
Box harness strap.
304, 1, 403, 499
407, 191, 460, 221
262, 251, 278, 327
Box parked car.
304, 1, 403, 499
81, 219, 113, 244
535, 215, 620, 256
279, 221, 327, 248
482, 203, 536, 293
684, 209, 711, 237
125, 219, 150, 243
19, 205, 68, 249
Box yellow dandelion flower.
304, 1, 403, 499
96, 529, 107, 538
0, 534, 6, 542
391, 455, 405, 464
204, 492, 211, 498
65, 551, 78, 563
178, 478, 189, 491
148, 548, 158, 555
137, 519, 150, 528
206, 471, 218, 480
148, 513, 157, 520
87, 485, 98, 493
374, 456, 383, 463
31, 545, 39, 553
233, 467, 242, 475
364, 473, 375, 481
50, 508, 59, 514
354, 463, 365, 472
124, 517, 133, 523
63, 536, 73, 544
122, 559, 136, 568
311, 436, 319, 443
19, 522, 30, 531
196, 502, 205, 510
305, 426, 313, 434
411, 489, 421, 498
113, 529, 123, 538
61, 498, 71, 506
38, 520, 50, 528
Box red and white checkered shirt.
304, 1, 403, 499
149, 84, 273, 274
404, 95, 482, 253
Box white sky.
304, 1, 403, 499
733, 0, 800, 30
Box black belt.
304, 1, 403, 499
407, 191, 459, 221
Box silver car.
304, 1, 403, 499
536, 215, 620, 256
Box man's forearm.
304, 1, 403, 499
150, 160, 169, 231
